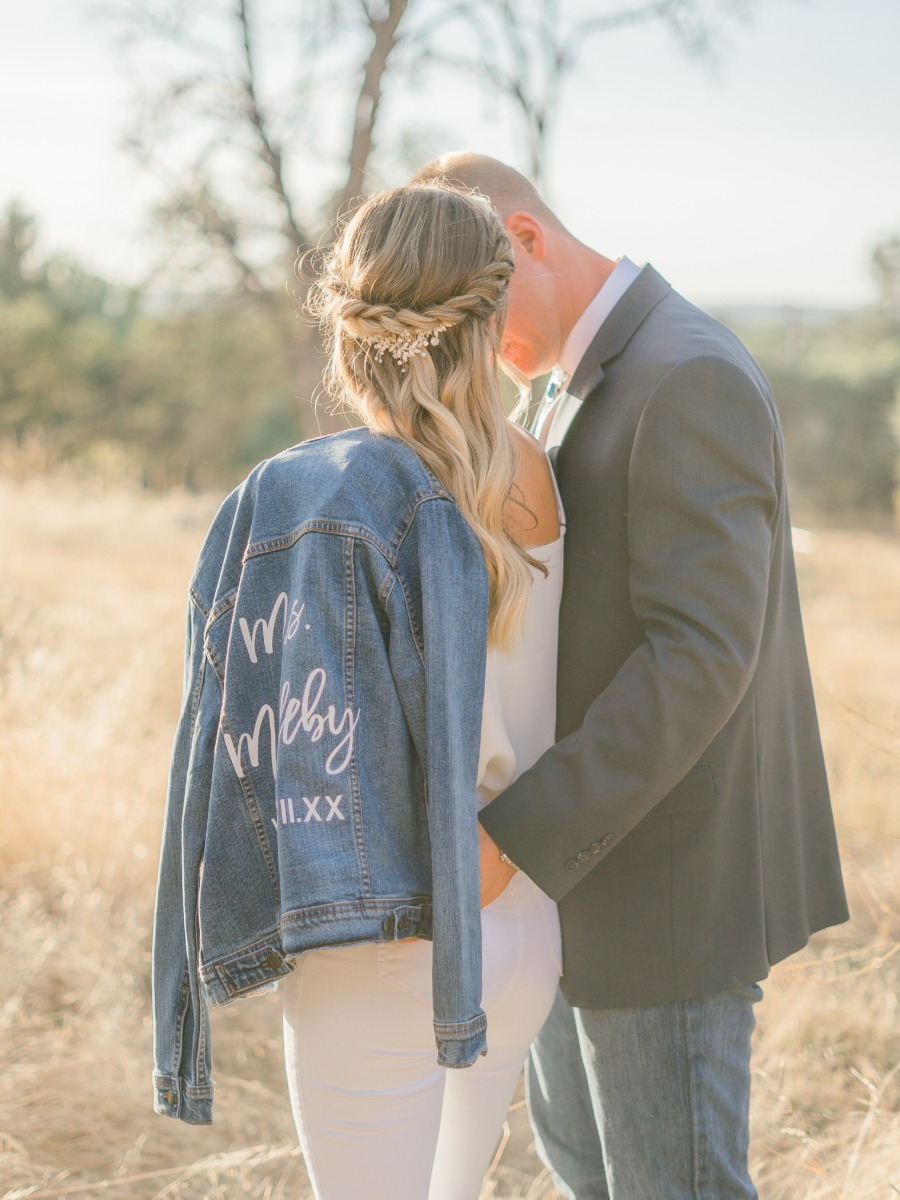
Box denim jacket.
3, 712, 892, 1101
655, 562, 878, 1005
152, 428, 489, 1124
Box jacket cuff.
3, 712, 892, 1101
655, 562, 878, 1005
434, 1012, 488, 1068
153, 1072, 214, 1124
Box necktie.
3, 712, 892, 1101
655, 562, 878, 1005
531, 367, 570, 446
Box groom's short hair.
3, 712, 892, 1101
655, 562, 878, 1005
410, 153, 564, 230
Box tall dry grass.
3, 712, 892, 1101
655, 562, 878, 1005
0, 472, 897, 1200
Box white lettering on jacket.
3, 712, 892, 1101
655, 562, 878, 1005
238, 593, 310, 663
223, 703, 277, 777
224, 592, 359, 790
223, 666, 360, 779
279, 673, 359, 776
270, 795, 345, 829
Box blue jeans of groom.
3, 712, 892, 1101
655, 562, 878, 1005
526, 983, 763, 1200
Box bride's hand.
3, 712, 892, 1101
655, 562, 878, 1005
478, 823, 518, 907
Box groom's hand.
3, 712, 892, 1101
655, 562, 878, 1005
478, 823, 517, 907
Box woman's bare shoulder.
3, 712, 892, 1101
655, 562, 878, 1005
505, 421, 561, 548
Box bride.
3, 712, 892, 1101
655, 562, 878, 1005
152, 181, 564, 1199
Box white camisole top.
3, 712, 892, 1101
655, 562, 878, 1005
476, 470, 565, 809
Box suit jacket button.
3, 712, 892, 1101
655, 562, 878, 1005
576, 850, 591, 863
600, 833, 615, 846
589, 842, 602, 854
564, 859, 579, 872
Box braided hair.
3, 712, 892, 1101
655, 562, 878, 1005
308, 183, 539, 650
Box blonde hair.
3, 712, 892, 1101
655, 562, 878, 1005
308, 183, 540, 650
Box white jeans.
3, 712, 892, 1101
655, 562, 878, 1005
282, 871, 562, 1200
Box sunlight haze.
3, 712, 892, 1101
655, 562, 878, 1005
2, 0, 898, 307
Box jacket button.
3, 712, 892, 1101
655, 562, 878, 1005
164, 1090, 176, 1105
382, 916, 395, 936
600, 833, 615, 846
576, 850, 591, 863
564, 859, 579, 872
263, 953, 281, 970
589, 842, 602, 854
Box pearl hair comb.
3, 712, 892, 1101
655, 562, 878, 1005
363, 322, 451, 367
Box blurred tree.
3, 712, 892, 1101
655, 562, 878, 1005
872, 233, 900, 323
112, 0, 413, 293
110, 0, 763, 290
89, 0, 768, 479
0, 203, 48, 299
0, 207, 131, 459
766, 366, 897, 516
4, 219, 896, 511
0, 5, 795, 492
119, 298, 318, 488
417, 0, 759, 188
0, 207, 316, 486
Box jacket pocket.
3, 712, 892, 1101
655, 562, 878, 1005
651, 762, 717, 817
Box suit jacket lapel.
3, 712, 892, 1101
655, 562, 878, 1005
567, 266, 671, 402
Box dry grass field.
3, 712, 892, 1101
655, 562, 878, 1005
1, 468, 898, 1200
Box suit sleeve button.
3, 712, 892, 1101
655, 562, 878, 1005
600, 833, 615, 846
589, 842, 602, 854
564, 859, 579, 872
576, 850, 591, 863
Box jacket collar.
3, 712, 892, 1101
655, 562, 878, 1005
566, 265, 671, 401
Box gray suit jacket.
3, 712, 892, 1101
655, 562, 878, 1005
480, 266, 848, 1007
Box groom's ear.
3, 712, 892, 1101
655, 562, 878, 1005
505, 211, 547, 261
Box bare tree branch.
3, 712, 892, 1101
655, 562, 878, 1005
109, 0, 421, 290
333, 0, 410, 219
105, 0, 761, 291
155, 180, 269, 293
235, 0, 308, 249
420, 0, 762, 187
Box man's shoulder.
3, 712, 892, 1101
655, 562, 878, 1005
631, 288, 767, 392
648, 289, 742, 355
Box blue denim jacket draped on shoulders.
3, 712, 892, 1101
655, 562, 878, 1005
152, 427, 490, 1124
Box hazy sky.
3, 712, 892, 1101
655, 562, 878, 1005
3, 0, 898, 307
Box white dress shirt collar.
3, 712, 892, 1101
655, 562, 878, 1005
558, 256, 642, 379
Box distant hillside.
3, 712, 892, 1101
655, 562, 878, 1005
711, 303, 858, 330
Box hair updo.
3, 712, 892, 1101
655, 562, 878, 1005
308, 183, 537, 649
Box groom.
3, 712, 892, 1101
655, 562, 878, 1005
412, 154, 848, 1199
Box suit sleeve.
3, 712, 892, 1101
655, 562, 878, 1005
479, 354, 781, 900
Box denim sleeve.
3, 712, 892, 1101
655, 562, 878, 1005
409, 498, 490, 1067
151, 587, 220, 1124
